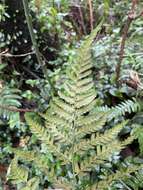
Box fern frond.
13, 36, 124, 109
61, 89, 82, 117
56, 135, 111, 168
41, 114, 68, 127
110, 98, 141, 119
93, 120, 128, 145
76, 89, 95, 101
53, 97, 75, 113
125, 169, 143, 190
12, 149, 51, 174
76, 93, 96, 109
12, 149, 36, 161
8, 20, 139, 190
25, 114, 70, 163
73, 121, 128, 155
7, 157, 28, 184
0, 87, 21, 126
133, 124, 143, 155
76, 114, 107, 139
93, 105, 110, 113
46, 123, 72, 145
76, 112, 105, 126
50, 102, 73, 121
76, 100, 97, 116
95, 165, 143, 190
58, 90, 74, 104
63, 83, 75, 97
78, 70, 92, 80
20, 177, 40, 190
78, 136, 134, 174
77, 77, 93, 87
94, 98, 141, 121
53, 177, 73, 190
76, 82, 94, 94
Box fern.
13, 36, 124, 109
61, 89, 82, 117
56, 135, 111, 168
7, 21, 137, 189
20, 177, 40, 190
0, 87, 21, 116
7, 156, 40, 190
94, 98, 141, 120
124, 169, 143, 190
132, 124, 143, 155
7, 157, 28, 184
0, 87, 22, 128
110, 98, 141, 119
94, 163, 143, 190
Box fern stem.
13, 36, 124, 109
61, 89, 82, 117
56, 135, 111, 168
72, 137, 77, 186
71, 119, 77, 187
72, 157, 76, 186
108, 169, 132, 190
118, 179, 132, 190
22, 0, 47, 77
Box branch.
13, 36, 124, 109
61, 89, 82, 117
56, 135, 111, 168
88, 0, 94, 31
22, 0, 47, 77
115, 0, 142, 85
0, 51, 35, 58
77, 2, 87, 35
115, 18, 132, 85
0, 105, 36, 113
22, 66, 40, 79
123, 52, 143, 57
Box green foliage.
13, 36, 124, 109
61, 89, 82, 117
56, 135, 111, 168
1, 1, 143, 189
133, 124, 143, 155
7, 22, 139, 190
7, 157, 40, 190
95, 164, 143, 190
94, 98, 141, 121
20, 177, 40, 190
124, 169, 143, 190
0, 3, 9, 22
0, 87, 21, 128
7, 157, 28, 184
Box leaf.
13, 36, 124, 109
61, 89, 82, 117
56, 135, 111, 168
7, 158, 28, 184
21, 177, 40, 190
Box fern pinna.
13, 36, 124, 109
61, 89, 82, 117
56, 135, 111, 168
7, 22, 140, 190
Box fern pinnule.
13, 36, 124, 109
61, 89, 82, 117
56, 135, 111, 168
58, 90, 75, 104
76, 114, 107, 139
53, 97, 75, 113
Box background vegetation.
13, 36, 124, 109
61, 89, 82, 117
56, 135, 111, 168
0, 0, 143, 189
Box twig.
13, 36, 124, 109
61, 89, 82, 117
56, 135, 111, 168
115, 0, 143, 85
123, 52, 143, 57
115, 18, 133, 85
0, 51, 35, 58
22, 0, 47, 77
22, 66, 40, 79
0, 105, 36, 113
88, 0, 93, 31
77, 1, 87, 35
